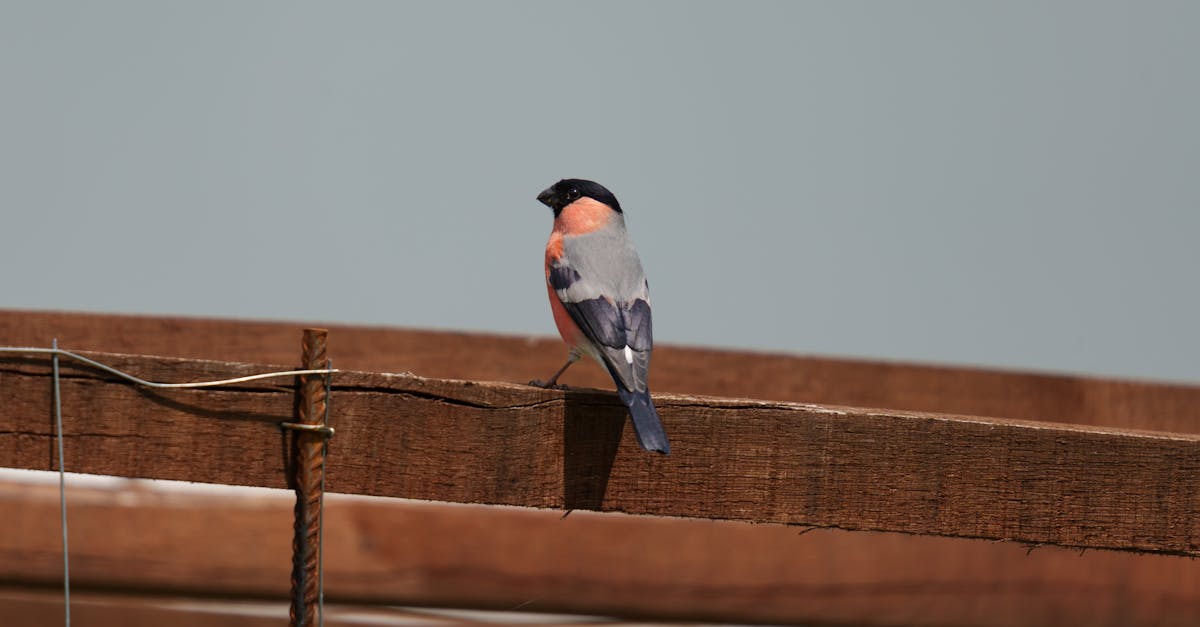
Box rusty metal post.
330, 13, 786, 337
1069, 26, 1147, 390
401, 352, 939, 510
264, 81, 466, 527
290, 328, 328, 627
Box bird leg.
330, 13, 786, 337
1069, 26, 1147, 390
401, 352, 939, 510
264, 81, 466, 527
530, 350, 581, 389
543, 358, 576, 387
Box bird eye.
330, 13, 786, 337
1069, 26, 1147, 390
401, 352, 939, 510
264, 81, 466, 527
566, 188, 581, 201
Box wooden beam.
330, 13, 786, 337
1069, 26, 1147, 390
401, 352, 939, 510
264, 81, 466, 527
4, 480, 1199, 626
0, 587, 512, 626
2, 350, 1198, 555
0, 589, 290, 627
4, 309, 1200, 433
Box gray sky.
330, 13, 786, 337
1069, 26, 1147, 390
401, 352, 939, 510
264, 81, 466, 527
2, 1, 1197, 382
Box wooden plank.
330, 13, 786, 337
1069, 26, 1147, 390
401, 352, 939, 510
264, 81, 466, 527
2, 351, 1199, 555
0, 589, 290, 627
3, 309, 1199, 434
3, 480, 1199, 627
0, 587, 536, 626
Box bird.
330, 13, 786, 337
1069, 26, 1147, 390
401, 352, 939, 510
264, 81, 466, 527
533, 178, 670, 454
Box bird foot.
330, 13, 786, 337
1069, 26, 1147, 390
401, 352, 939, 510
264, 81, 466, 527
529, 379, 569, 390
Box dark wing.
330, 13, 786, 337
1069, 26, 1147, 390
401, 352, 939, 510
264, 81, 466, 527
561, 295, 653, 393
549, 259, 653, 393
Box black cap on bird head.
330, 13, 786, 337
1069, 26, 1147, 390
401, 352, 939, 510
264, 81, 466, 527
537, 179, 623, 217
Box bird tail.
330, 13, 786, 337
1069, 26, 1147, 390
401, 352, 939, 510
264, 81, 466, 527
616, 385, 670, 455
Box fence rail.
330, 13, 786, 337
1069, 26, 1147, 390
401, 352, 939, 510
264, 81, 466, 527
2, 310, 1200, 626
3, 479, 1198, 626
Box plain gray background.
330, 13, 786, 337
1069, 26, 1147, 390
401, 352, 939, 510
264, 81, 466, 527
2, 1, 1197, 382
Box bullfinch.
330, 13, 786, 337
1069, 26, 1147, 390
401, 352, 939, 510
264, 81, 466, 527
534, 179, 670, 455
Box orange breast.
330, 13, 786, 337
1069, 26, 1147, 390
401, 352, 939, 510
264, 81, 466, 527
553, 198, 612, 236
547, 282, 585, 347
544, 231, 584, 348
544, 231, 564, 269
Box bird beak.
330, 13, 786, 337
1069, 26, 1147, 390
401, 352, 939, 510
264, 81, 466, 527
536, 187, 555, 208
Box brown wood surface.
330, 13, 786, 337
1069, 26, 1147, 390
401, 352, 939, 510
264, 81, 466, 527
0, 587, 542, 626
3, 481, 1198, 627
4, 310, 1200, 626
1, 349, 1199, 555
1, 589, 295, 627
3, 309, 1200, 434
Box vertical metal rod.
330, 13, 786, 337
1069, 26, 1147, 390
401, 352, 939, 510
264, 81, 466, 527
52, 339, 71, 627
319, 358, 331, 627
290, 329, 328, 627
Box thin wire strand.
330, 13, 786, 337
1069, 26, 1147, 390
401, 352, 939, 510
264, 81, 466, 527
52, 339, 71, 627
0, 347, 337, 387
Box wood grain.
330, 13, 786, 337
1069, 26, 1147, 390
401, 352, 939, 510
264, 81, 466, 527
3, 481, 1198, 627
0, 587, 513, 626
2, 350, 1198, 555
0, 589, 291, 627
3, 309, 1198, 434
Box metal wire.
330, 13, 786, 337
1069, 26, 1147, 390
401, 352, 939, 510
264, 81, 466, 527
0, 346, 338, 387
52, 339, 70, 627
0, 343, 339, 627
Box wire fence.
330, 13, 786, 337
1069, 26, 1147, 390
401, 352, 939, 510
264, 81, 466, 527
0, 342, 338, 627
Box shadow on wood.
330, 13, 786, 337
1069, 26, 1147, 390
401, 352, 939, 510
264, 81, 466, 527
562, 388, 626, 510
4, 349, 1200, 555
